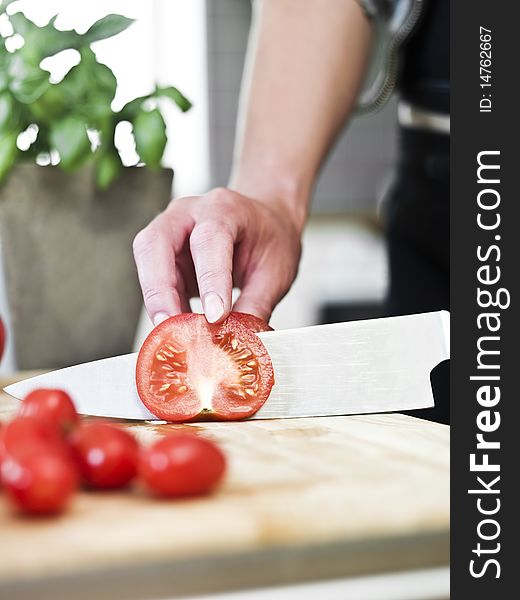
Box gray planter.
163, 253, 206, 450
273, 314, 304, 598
0, 164, 172, 369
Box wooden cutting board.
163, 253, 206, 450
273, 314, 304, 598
0, 377, 449, 600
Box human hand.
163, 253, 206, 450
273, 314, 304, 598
133, 187, 303, 325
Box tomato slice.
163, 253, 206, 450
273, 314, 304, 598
136, 313, 274, 422
228, 312, 273, 333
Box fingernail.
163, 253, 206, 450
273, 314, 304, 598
203, 292, 224, 323
153, 312, 170, 327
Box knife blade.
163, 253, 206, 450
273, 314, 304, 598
3, 311, 450, 420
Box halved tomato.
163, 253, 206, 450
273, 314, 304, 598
228, 312, 273, 333
136, 313, 274, 422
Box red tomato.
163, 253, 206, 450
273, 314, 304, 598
229, 312, 273, 333
0, 416, 65, 460
136, 313, 274, 422
139, 433, 226, 497
0, 416, 75, 499
1, 450, 78, 515
19, 389, 79, 437
70, 423, 139, 489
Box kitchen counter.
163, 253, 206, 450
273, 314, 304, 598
0, 375, 449, 600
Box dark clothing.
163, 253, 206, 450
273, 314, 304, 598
382, 128, 450, 424
380, 0, 450, 424
400, 0, 450, 114
384, 128, 449, 315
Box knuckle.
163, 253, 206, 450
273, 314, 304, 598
205, 187, 237, 211
168, 194, 198, 211
132, 226, 157, 257
142, 284, 176, 306
244, 301, 271, 321
206, 187, 228, 201
190, 221, 229, 248
197, 269, 219, 290
196, 264, 233, 295
142, 286, 163, 305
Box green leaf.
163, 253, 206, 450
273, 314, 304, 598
92, 61, 117, 101
0, 0, 18, 15
0, 51, 8, 93
0, 130, 18, 183
155, 85, 192, 112
0, 92, 14, 129
96, 150, 121, 189
28, 83, 66, 123
7, 53, 50, 103
119, 87, 192, 123
84, 14, 134, 44
51, 53, 116, 125
119, 93, 151, 120
78, 49, 117, 104
132, 108, 166, 170
7, 11, 32, 35
49, 115, 90, 170
9, 12, 82, 59
38, 29, 82, 58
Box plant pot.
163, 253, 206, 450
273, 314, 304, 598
0, 164, 173, 369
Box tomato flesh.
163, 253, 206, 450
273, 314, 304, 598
136, 313, 274, 422
229, 312, 273, 333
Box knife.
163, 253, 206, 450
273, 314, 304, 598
3, 311, 450, 420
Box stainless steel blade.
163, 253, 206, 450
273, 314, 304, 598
4, 311, 449, 420
4, 354, 155, 420
253, 310, 450, 418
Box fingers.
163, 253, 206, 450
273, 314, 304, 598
189, 219, 234, 323
134, 188, 295, 328
174, 267, 193, 314
233, 268, 283, 322
133, 214, 191, 326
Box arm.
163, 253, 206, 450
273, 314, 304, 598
231, 0, 373, 226
133, 0, 373, 325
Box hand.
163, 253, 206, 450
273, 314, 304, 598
133, 187, 303, 325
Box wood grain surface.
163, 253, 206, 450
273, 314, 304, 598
0, 376, 449, 599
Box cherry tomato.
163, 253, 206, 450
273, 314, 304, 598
19, 389, 79, 437
139, 433, 226, 497
70, 423, 139, 489
136, 312, 274, 421
1, 450, 78, 515
0, 416, 65, 460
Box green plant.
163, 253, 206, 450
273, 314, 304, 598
0, 1, 191, 188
